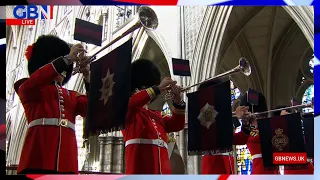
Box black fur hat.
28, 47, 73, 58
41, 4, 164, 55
27, 35, 72, 85
130, 59, 161, 92
238, 90, 268, 113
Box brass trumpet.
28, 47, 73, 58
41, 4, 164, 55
232, 101, 314, 118
72, 6, 159, 75
164, 58, 252, 100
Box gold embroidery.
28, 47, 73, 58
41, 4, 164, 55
146, 88, 156, 99
167, 133, 176, 143
197, 103, 218, 129
250, 131, 258, 137
99, 69, 115, 105
272, 128, 289, 151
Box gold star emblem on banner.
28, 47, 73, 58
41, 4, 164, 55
197, 103, 218, 129
99, 69, 115, 105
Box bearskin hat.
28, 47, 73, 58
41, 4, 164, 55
239, 90, 268, 113
130, 59, 161, 92
27, 35, 72, 85
198, 76, 229, 90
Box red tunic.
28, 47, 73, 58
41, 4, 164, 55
15, 60, 88, 174
122, 87, 185, 174
246, 133, 278, 174
0, 124, 5, 151
284, 136, 314, 174
0, 124, 5, 139
283, 160, 314, 174
202, 131, 249, 174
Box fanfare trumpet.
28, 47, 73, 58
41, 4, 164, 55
164, 57, 252, 100
72, 6, 159, 75
232, 100, 314, 118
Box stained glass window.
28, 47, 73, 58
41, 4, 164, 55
301, 77, 306, 84
309, 55, 314, 74
162, 102, 172, 116
302, 85, 314, 113
231, 81, 253, 175
230, 81, 241, 104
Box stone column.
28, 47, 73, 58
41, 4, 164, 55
111, 137, 124, 173
102, 13, 108, 40
179, 127, 187, 174
98, 135, 114, 173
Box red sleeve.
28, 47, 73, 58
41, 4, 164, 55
128, 86, 161, 109
250, 133, 260, 143
233, 124, 251, 145
161, 102, 186, 133
17, 57, 71, 103
0, 124, 5, 140
233, 131, 249, 145
75, 93, 88, 117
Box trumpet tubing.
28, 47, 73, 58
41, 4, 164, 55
72, 6, 158, 75
164, 58, 251, 100
232, 103, 314, 118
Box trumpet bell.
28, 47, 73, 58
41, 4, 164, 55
239, 58, 251, 76
138, 6, 159, 30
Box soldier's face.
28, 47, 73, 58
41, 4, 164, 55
251, 119, 257, 126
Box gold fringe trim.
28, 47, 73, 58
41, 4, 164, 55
188, 148, 233, 156
84, 124, 126, 139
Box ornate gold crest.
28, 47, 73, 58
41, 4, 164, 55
271, 128, 289, 151
99, 69, 115, 105
167, 133, 176, 143
197, 103, 218, 129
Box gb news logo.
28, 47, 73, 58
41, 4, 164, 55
6, 5, 54, 26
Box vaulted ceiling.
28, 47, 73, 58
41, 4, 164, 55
114, 6, 313, 111
217, 6, 313, 108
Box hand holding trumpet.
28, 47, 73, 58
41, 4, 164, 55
69, 43, 86, 62
70, 44, 91, 81
170, 85, 183, 104
158, 78, 183, 103
235, 106, 255, 126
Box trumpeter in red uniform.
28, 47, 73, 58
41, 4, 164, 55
122, 59, 186, 174
235, 92, 279, 174
14, 35, 90, 174
199, 79, 251, 174
273, 107, 314, 174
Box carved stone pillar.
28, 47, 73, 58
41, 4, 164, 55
179, 127, 187, 174
98, 135, 125, 173
102, 13, 108, 40
111, 137, 124, 173
98, 135, 114, 172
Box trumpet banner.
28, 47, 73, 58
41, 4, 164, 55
187, 80, 234, 155
258, 113, 306, 169
84, 38, 132, 138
